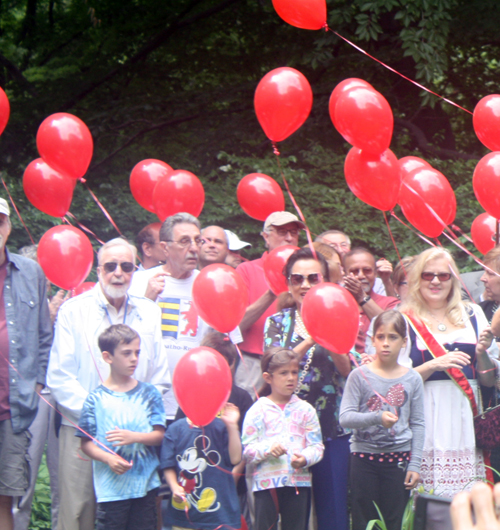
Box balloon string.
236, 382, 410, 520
83, 183, 124, 237
382, 211, 407, 278
273, 155, 317, 260
65, 212, 105, 245
2, 355, 130, 465
389, 211, 437, 248
450, 224, 475, 245
1, 178, 35, 244
327, 29, 473, 115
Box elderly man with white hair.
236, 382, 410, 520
47, 237, 169, 530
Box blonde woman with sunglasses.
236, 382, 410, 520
400, 248, 499, 496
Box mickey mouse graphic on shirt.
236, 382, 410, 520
172, 435, 222, 513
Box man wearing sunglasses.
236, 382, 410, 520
47, 238, 169, 530
343, 247, 399, 354
129, 212, 209, 421
234, 211, 305, 397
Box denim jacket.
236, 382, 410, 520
5, 249, 52, 433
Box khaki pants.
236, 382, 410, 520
57, 425, 96, 530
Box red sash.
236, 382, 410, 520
403, 312, 478, 416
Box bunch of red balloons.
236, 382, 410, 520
130, 160, 205, 221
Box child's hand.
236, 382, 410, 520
269, 442, 287, 458
381, 411, 398, 428
291, 452, 307, 469
476, 327, 494, 355
171, 483, 187, 504
220, 403, 240, 426
106, 428, 137, 446
106, 454, 132, 475
361, 353, 375, 365
404, 471, 420, 490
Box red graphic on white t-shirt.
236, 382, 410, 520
180, 302, 199, 337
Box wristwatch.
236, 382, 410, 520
359, 295, 371, 306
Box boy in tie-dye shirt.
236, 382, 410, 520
78, 324, 166, 530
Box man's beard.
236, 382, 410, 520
103, 282, 128, 300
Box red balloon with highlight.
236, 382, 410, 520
254, 67, 313, 143
72, 282, 96, 296
23, 158, 74, 218
399, 167, 456, 238
264, 245, 300, 295
473, 95, 500, 152
37, 113, 93, 179
153, 170, 205, 222
329, 78, 373, 130
473, 152, 500, 219
344, 147, 401, 211
272, 0, 327, 30
301, 283, 359, 354
130, 159, 173, 213
398, 156, 431, 180
0, 87, 10, 136
335, 87, 393, 156
38, 226, 94, 290
471, 213, 498, 255
237, 173, 285, 221
192, 264, 248, 333
173, 347, 232, 426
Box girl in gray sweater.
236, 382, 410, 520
340, 310, 425, 530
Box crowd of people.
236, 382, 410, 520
1, 197, 500, 530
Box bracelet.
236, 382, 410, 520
359, 295, 371, 307
477, 367, 497, 374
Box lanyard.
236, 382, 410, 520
103, 297, 129, 326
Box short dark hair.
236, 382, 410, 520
136, 223, 161, 257
200, 331, 237, 367
372, 310, 407, 339
98, 324, 140, 356
283, 247, 330, 282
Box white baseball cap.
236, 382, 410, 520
224, 230, 251, 251
0, 198, 10, 217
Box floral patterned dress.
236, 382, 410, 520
264, 307, 347, 441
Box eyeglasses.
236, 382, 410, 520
269, 227, 300, 237
288, 273, 323, 286
421, 272, 452, 282
166, 237, 203, 248
102, 261, 135, 273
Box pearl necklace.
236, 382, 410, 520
295, 311, 311, 339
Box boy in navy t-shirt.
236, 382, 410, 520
78, 324, 166, 530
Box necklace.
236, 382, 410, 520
427, 310, 447, 332
294, 311, 310, 340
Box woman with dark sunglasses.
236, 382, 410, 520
399, 247, 498, 496
263, 247, 351, 530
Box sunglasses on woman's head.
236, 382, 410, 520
102, 261, 135, 273
288, 273, 323, 286
421, 272, 452, 282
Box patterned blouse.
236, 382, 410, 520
264, 307, 348, 441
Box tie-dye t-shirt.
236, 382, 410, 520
78, 381, 166, 502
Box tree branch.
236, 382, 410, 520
0, 53, 38, 96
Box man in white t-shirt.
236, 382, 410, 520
129, 212, 209, 419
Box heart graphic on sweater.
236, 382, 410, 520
367, 383, 406, 412
261, 480, 271, 489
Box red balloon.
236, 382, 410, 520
301, 283, 359, 354
471, 213, 498, 255
173, 347, 232, 426
329, 78, 373, 130
237, 173, 285, 221
254, 67, 313, 143
153, 169, 205, 222
398, 156, 431, 180
335, 87, 393, 155
272, 0, 326, 30
263, 245, 300, 295
38, 226, 94, 290
398, 167, 456, 238
0, 87, 10, 136
473, 95, 500, 151
37, 113, 93, 179
344, 148, 401, 211
72, 281, 96, 296
192, 264, 249, 333
130, 159, 173, 213
473, 152, 500, 219
23, 158, 74, 218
